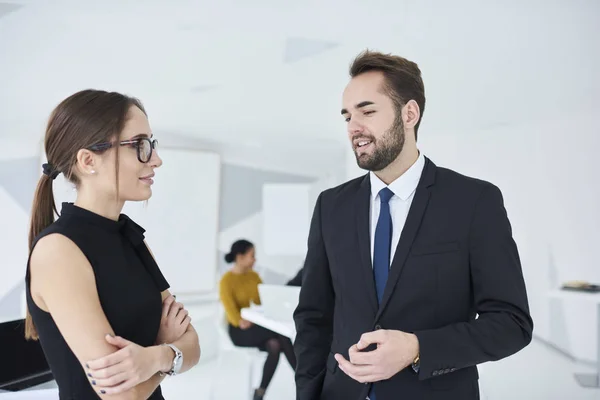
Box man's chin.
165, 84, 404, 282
355, 155, 370, 171
357, 158, 393, 172
355, 154, 377, 171
357, 161, 378, 171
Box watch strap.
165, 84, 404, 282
411, 353, 420, 373
159, 343, 183, 376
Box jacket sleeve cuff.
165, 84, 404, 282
412, 330, 459, 381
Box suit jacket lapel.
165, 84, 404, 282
376, 158, 437, 320
355, 174, 378, 314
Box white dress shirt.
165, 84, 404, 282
369, 151, 426, 266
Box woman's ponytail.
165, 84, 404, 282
25, 173, 57, 340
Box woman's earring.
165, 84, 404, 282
90, 170, 95, 174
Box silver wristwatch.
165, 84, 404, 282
159, 343, 183, 376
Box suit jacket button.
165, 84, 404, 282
374, 324, 382, 330
444, 369, 450, 374
432, 370, 439, 376
450, 368, 456, 372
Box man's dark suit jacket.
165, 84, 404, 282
287, 268, 303, 287
293, 157, 533, 400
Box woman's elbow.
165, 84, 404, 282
183, 325, 201, 367
191, 331, 201, 366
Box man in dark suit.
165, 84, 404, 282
293, 50, 533, 400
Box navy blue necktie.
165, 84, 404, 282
369, 187, 394, 400
373, 187, 394, 303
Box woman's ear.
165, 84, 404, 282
75, 149, 97, 176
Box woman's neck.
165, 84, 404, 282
231, 264, 247, 274
74, 190, 124, 221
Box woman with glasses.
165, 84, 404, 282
25, 89, 201, 399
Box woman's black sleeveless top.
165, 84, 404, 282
25, 203, 169, 399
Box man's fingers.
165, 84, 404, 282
334, 353, 351, 370
348, 344, 377, 365
356, 330, 387, 350
348, 373, 381, 384
334, 353, 374, 378
336, 336, 392, 384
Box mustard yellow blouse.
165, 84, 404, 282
219, 270, 262, 327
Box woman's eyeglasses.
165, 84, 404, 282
87, 137, 158, 163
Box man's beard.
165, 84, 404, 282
354, 118, 405, 172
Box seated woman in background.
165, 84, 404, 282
219, 239, 297, 400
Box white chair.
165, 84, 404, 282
209, 304, 266, 400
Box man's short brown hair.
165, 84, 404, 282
349, 50, 426, 140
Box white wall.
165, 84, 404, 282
344, 109, 600, 362
262, 183, 311, 257
0, 135, 42, 323
162, 133, 345, 180
261, 166, 349, 260
123, 148, 221, 294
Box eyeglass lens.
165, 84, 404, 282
139, 138, 157, 162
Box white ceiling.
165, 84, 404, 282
0, 0, 599, 162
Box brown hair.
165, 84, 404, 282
349, 50, 426, 140
25, 89, 145, 340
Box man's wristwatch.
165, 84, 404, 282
159, 343, 183, 376
411, 353, 420, 373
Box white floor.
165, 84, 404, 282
161, 340, 599, 400
4, 302, 599, 400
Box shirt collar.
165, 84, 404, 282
369, 151, 425, 201
59, 202, 146, 246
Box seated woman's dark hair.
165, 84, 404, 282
224, 239, 254, 263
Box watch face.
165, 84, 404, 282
164, 344, 183, 375
173, 349, 183, 372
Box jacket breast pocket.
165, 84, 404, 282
411, 241, 460, 256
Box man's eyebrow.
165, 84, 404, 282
341, 101, 375, 115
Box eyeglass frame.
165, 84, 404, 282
87, 137, 158, 163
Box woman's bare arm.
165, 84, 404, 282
107, 289, 200, 399
30, 234, 148, 399
145, 237, 201, 374
157, 289, 201, 372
